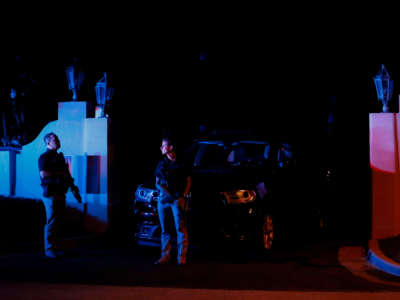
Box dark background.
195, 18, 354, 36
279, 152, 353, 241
1, 51, 397, 240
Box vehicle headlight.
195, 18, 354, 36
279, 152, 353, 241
135, 186, 160, 203
222, 190, 257, 204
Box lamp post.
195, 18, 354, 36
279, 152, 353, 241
373, 64, 394, 113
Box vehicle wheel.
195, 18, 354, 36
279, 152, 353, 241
262, 214, 274, 250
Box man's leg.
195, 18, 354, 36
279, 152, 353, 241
43, 195, 56, 257
155, 201, 172, 264
172, 198, 188, 265
42, 194, 65, 257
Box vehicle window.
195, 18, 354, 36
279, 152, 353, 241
234, 143, 270, 163
184, 143, 200, 166
197, 144, 231, 167
194, 141, 273, 167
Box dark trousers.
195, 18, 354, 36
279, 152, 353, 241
42, 194, 66, 252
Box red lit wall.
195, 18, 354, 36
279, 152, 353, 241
370, 113, 400, 239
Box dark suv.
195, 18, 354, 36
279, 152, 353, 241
133, 135, 297, 250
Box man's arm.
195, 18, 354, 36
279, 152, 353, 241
155, 176, 171, 197
60, 158, 82, 203
183, 176, 191, 198
39, 154, 72, 180
40, 170, 69, 179
39, 159, 81, 203
40, 168, 74, 190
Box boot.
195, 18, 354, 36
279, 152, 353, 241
154, 254, 171, 265
177, 255, 186, 266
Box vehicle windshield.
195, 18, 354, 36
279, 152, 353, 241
195, 141, 270, 167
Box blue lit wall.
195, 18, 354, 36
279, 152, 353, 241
1, 101, 111, 233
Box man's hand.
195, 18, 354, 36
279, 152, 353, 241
71, 185, 82, 203
177, 196, 187, 211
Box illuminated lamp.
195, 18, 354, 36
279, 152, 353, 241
65, 65, 84, 101
95, 72, 113, 118
66, 66, 77, 100
373, 64, 394, 113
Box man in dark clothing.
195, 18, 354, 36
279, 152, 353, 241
38, 133, 81, 258
154, 137, 191, 266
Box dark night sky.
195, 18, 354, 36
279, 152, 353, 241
3, 52, 394, 135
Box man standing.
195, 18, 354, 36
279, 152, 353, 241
38, 133, 81, 258
154, 137, 191, 266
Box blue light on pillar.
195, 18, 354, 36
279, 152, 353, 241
373, 64, 394, 113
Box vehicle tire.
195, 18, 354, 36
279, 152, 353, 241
262, 214, 274, 250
